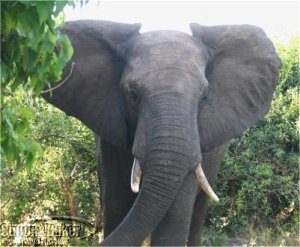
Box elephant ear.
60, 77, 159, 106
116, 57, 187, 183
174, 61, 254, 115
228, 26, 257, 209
191, 23, 280, 151
43, 20, 141, 148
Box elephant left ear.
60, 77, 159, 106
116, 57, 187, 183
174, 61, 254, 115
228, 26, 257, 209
191, 23, 281, 151
43, 20, 141, 149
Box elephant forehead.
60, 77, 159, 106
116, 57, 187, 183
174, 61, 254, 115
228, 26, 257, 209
126, 31, 207, 64
125, 31, 208, 76
131, 30, 198, 48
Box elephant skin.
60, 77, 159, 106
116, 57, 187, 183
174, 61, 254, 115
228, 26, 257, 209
43, 20, 280, 246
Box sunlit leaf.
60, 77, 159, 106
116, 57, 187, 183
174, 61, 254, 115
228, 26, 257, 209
47, 29, 57, 45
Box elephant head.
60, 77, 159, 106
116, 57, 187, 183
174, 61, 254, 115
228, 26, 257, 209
43, 20, 280, 245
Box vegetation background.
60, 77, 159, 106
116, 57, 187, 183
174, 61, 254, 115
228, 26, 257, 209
1, 1, 299, 246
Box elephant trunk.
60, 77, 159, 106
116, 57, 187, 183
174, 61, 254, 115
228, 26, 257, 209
100, 95, 200, 246
101, 164, 187, 245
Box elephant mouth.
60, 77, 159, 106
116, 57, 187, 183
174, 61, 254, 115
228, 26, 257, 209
131, 157, 219, 202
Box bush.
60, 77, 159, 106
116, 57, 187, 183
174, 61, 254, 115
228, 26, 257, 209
0, 95, 98, 246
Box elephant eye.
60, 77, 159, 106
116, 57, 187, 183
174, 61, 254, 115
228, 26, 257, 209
128, 88, 140, 105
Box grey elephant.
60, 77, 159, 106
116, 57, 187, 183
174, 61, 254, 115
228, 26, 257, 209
43, 20, 280, 246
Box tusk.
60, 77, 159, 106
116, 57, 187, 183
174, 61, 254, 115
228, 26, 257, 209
131, 158, 142, 193
195, 164, 220, 202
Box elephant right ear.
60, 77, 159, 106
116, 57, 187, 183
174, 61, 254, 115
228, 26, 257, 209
43, 20, 141, 148
191, 24, 280, 151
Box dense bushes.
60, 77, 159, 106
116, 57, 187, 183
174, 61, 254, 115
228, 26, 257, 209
1, 97, 98, 246
204, 36, 299, 246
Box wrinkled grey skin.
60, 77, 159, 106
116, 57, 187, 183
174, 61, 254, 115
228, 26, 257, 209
43, 20, 280, 246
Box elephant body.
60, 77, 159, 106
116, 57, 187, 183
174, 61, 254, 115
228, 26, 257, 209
96, 136, 227, 246
43, 20, 280, 246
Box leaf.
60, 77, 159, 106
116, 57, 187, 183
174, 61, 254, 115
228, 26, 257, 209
38, 55, 52, 77
56, 34, 73, 71
16, 121, 29, 137
5, 138, 16, 164
41, 34, 55, 53
0, 61, 9, 84
30, 141, 43, 156
22, 48, 38, 73
36, 1, 55, 23
25, 151, 34, 170
47, 29, 57, 45
17, 7, 41, 47
17, 11, 32, 33
5, 117, 15, 135
60, 35, 74, 61
33, 77, 46, 95
27, 48, 38, 71
27, 23, 44, 48
19, 106, 34, 120
11, 75, 23, 92
24, 141, 42, 170
54, 0, 69, 16
28, 73, 38, 90
18, 0, 35, 6
4, 11, 16, 36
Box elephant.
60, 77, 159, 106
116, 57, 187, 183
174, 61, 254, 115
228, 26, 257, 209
42, 20, 280, 246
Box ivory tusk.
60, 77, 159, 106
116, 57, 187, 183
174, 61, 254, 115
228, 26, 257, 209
195, 164, 220, 202
131, 158, 142, 193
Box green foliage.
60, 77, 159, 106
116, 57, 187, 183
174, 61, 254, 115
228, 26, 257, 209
1, 0, 74, 169
34, 99, 98, 220
1, 94, 98, 245
1, 1, 74, 91
204, 36, 299, 246
1, 91, 42, 170
275, 36, 299, 95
